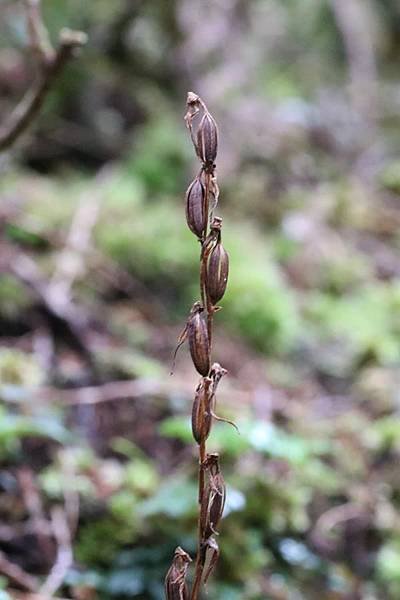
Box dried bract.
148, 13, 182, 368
203, 537, 220, 585
206, 241, 229, 305
184, 92, 201, 130
209, 363, 228, 393
185, 176, 206, 239
165, 547, 192, 600
203, 454, 226, 538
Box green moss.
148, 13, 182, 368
221, 223, 299, 353
0, 275, 32, 319
306, 283, 400, 365
0, 349, 43, 386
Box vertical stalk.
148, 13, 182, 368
192, 171, 211, 600
165, 93, 228, 600
204, 171, 214, 351
191, 438, 206, 600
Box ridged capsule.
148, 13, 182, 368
164, 547, 192, 600
185, 176, 206, 239
191, 377, 213, 444
188, 304, 210, 376
206, 241, 229, 305
197, 112, 218, 167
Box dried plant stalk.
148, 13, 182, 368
165, 93, 233, 600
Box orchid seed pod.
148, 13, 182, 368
188, 303, 210, 376
185, 176, 206, 239
206, 479, 225, 537
164, 546, 192, 600
171, 302, 209, 375
192, 377, 213, 444
206, 241, 229, 305
197, 112, 218, 167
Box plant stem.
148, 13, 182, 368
206, 172, 213, 350
167, 93, 224, 600
191, 171, 214, 600
191, 438, 206, 600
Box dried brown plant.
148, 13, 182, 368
165, 94, 231, 600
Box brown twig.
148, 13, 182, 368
25, 0, 55, 68
60, 453, 80, 538
0, 551, 39, 593
0, 240, 95, 370
38, 378, 166, 406
49, 167, 113, 308
0, 0, 87, 152
39, 506, 73, 598
329, 0, 378, 125
30, 377, 249, 409
18, 468, 54, 565
0, 522, 52, 542
7, 591, 72, 600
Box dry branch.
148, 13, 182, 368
18, 468, 54, 565
0, 0, 87, 151
0, 243, 93, 364
0, 551, 39, 593
49, 167, 113, 310
39, 507, 73, 598
25, 0, 55, 67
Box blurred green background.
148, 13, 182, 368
1, 0, 400, 598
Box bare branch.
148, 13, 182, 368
60, 453, 80, 538
18, 468, 54, 565
25, 0, 55, 67
0, 551, 39, 593
39, 378, 188, 406
0, 241, 95, 367
0, 522, 52, 542
49, 167, 114, 307
34, 377, 249, 407
39, 507, 73, 598
330, 0, 378, 124
0, 0, 87, 152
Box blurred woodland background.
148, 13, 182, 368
1, 0, 400, 598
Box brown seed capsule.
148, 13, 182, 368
188, 304, 210, 376
165, 546, 192, 600
197, 112, 218, 166
185, 176, 206, 239
206, 241, 229, 305
191, 377, 213, 444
